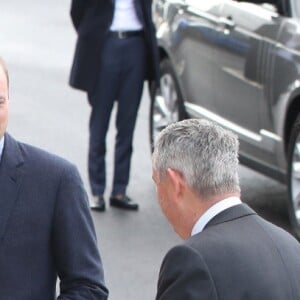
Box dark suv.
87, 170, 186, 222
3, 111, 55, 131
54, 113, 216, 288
150, 0, 300, 237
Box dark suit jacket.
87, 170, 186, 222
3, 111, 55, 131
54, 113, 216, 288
69, 0, 159, 92
0, 133, 108, 299
156, 204, 300, 300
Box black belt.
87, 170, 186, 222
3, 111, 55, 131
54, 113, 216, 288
109, 30, 143, 39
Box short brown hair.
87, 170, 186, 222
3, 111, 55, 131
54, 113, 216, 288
0, 56, 9, 88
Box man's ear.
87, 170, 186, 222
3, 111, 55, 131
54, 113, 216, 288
166, 168, 186, 199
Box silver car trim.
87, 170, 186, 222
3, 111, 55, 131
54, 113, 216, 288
260, 130, 282, 142
185, 103, 282, 148
187, 6, 220, 23
222, 67, 263, 89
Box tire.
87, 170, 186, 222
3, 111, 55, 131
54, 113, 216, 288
149, 59, 187, 152
287, 114, 300, 239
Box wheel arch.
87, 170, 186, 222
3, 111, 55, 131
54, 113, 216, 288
158, 46, 169, 62
284, 94, 300, 156
285, 95, 300, 239
157, 45, 189, 111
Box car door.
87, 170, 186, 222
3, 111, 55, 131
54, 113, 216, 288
169, 0, 224, 112
213, 0, 282, 165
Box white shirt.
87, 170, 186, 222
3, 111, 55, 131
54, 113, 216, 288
110, 0, 143, 31
191, 196, 242, 236
0, 136, 4, 161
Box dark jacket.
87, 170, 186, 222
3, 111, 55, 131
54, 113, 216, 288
69, 0, 159, 92
0, 133, 108, 299
156, 204, 300, 300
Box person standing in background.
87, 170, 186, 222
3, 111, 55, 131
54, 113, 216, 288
69, 0, 159, 211
152, 118, 300, 300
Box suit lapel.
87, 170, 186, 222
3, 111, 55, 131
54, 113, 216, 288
204, 203, 256, 230
0, 133, 24, 242
134, 0, 144, 24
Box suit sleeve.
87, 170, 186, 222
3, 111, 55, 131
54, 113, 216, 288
70, 0, 89, 31
156, 245, 217, 300
52, 163, 108, 299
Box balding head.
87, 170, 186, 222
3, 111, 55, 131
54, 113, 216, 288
0, 57, 9, 90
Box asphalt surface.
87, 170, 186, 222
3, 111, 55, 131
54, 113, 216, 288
0, 1, 294, 299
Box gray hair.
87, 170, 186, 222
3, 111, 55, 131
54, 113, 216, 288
152, 119, 240, 199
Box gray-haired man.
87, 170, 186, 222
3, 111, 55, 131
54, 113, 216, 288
152, 119, 300, 300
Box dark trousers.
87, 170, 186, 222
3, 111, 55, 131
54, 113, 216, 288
88, 33, 146, 197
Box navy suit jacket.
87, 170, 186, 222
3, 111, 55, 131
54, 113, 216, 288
156, 204, 300, 300
0, 133, 108, 299
69, 0, 159, 92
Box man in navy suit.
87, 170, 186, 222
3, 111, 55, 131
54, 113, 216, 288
152, 119, 300, 300
0, 57, 108, 299
69, 0, 159, 211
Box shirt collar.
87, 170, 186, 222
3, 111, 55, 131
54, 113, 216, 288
191, 196, 242, 236
0, 136, 4, 161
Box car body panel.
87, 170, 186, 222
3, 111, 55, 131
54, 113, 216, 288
153, 0, 300, 183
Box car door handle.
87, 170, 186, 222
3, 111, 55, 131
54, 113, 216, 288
218, 17, 235, 29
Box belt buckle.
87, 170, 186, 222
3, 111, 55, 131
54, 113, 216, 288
118, 31, 126, 39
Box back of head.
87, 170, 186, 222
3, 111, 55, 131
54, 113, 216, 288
152, 119, 240, 199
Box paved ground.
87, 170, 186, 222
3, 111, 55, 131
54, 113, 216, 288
0, 1, 293, 299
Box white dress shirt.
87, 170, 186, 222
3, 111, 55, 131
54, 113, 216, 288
110, 0, 143, 31
191, 196, 242, 236
0, 136, 4, 161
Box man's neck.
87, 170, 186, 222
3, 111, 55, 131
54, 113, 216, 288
189, 193, 241, 237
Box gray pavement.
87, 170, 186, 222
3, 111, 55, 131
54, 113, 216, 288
0, 1, 293, 299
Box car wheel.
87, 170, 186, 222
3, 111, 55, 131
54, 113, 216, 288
149, 59, 186, 151
288, 114, 300, 238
